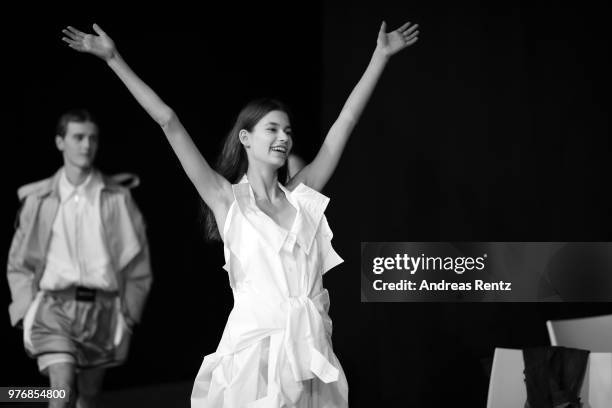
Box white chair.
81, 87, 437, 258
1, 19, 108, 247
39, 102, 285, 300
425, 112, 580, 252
486, 348, 527, 408
486, 348, 612, 408
547, 314, 612, 352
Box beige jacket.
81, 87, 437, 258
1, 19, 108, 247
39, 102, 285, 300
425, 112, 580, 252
7, 168, 152, 327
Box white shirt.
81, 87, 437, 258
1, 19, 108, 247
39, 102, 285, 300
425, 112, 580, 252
40, 170, 117, 291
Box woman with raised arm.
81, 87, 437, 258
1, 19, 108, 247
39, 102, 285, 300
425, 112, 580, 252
62, 21, 418, 407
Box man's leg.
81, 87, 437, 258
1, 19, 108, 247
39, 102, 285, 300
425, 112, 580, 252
76, 367, 105, 408
48, 362, 76, 408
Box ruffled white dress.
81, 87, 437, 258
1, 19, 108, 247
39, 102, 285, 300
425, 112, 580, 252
191, 176, 348, 407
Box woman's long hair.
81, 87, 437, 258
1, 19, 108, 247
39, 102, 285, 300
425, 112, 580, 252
203, 98, 292, 241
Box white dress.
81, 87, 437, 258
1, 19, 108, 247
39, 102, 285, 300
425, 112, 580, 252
191, 176, 348, 407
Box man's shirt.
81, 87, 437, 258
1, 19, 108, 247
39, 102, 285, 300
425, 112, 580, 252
39, 169, 117, 291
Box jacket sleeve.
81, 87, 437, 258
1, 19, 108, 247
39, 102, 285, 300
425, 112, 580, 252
7, 196, 38, 327
120, 192, 153, 326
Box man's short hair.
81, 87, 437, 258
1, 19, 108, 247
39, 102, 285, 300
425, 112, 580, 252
56, 109, 98, 138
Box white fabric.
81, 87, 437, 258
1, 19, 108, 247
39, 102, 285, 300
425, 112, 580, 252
588, 353, 612, 407
23, 291, 44, 351
37, 352, 76, 374
113, 297, 132, 347
40, 170, 117, 291
192, 177, 347, 407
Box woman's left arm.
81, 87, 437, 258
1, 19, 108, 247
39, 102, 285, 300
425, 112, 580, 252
289, 21, 418, 191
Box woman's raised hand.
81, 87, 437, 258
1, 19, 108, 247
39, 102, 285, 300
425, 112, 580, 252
62, 24, 117, 61
376, 21, 419, 58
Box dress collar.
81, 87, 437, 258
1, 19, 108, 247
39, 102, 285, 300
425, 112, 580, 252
233, 175, 328, 254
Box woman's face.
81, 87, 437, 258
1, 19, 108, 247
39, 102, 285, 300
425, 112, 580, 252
243, 110, 293, 168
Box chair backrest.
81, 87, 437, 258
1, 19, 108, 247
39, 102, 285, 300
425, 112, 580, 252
487, 348, 612, 408
486, 348, 526, 408
547, 314, 612, 352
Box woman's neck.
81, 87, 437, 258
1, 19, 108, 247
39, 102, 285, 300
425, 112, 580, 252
246, 166, 281, 203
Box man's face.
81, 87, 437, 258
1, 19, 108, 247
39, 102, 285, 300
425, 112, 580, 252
56, 121, 99, 170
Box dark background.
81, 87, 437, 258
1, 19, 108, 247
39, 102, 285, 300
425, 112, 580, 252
2, 1, 611, 406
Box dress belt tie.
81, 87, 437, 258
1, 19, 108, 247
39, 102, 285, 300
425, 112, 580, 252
283, 293, 339, 384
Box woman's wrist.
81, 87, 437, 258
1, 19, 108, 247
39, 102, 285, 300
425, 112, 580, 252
372, 48, 391, 64
106, 50, 122, 67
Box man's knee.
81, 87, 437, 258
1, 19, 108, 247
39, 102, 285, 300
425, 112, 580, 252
48, 363, 76, 407
48, 362, 76, 388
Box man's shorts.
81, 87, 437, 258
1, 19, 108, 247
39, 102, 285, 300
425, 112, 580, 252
22, 288, 131, 375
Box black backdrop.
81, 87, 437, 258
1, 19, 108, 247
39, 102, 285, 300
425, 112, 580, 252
2, 2, 611, 406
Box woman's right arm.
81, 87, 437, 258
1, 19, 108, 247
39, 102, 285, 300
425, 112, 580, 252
62, 24, 232, 217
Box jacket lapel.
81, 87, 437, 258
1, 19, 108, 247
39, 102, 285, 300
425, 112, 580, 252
21, 170, 62, 271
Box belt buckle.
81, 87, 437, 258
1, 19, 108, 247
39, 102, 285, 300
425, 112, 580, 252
75, 286, 96, 302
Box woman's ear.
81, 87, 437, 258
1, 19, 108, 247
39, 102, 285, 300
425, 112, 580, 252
239, 129, 250, 148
